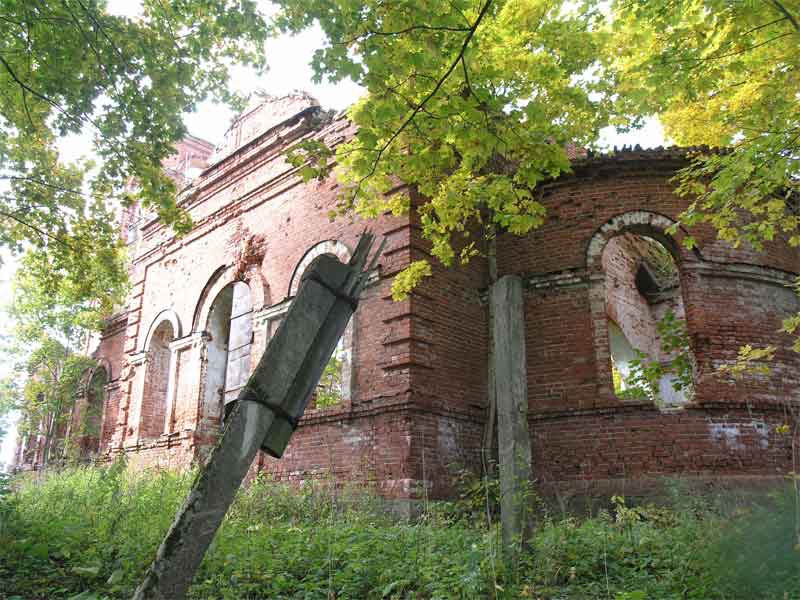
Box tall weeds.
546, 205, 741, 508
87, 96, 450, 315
0, 464, 797, 599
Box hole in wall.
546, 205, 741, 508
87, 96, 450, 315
602, 232, 694, 407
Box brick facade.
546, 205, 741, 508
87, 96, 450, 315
14, 95, 800, 501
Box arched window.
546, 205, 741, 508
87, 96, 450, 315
287, 241, 355, 409
79, 367, 107, 458
140, 321, 176, 440
601, 232, 694, 406
205, 281, 253, 420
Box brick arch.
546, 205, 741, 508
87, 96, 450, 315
80, 357, 112, 389
192, 264, 270, 333
585, 210, 697, 273
586, 210, 696, 406
142, 309, 182, 353
288, 240, 352, 297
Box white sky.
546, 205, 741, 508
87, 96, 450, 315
0, 3, 666, 470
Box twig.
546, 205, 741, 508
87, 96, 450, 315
348, 0, 494, 203
0, 209, 74, 250
339, 23, 471, 46
770, 0, 800, 32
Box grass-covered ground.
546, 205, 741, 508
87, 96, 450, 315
0, 463, 798, 599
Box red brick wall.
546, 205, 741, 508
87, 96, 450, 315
532, 406, 794, 483
496, 155, 800, 486
79, 107, 800, 500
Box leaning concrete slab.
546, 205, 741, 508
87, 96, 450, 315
133, 233, 381, 600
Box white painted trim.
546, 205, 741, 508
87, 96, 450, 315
254, 299, 292, 327
142, 309, 182, 353
288, 239, 353, 297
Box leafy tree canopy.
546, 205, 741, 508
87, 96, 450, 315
609, 0, 799, 251
281, 0, 613, 298
277, 0, 799, 300
0, 0, 270, 331
0, 334, 94, 467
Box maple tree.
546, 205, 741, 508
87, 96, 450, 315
279, 0, 799, 304
0, 0, 269, 329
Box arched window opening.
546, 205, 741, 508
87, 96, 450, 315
294, 252, 355, 410
79, 368, 107, 458
602, 233, 694, 406
140, 321, 175, 440
205, 281, 253, 422
314, 332, 352, 409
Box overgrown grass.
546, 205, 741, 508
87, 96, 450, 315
0, 463, 798, 599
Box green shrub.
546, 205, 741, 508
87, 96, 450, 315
1, 465, 798, 599
706, 486, 800, 599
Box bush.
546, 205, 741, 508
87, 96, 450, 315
1, 465, 798, 599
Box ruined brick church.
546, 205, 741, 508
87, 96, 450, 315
13, 93, 800, 500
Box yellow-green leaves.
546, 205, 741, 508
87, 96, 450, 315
716, 344, 776, 380
0, 0, 270, 335
273, 0, 610, 294
391, 260, 433, 301
609, 0, 800, 250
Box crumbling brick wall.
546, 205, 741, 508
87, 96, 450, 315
19, 99, 798, 502
496, 150, 800, 492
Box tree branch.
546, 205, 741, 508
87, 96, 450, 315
770, 0, 800, 32
666, 31, 794, 64
0, 209, 74, 250
339, 23, 472, 46
350, 0, 494, 199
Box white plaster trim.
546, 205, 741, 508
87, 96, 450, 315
683, 261, 798, 287
586, 211, 678, 270
365, 267, 380, 288
254, 299, 292, 327
142, 309, 182, 353
129, 351, 147, 366
288, 239, 353, 297
163, 347, 179, 435
526, 270, 588, 291
169, 331, 204, 351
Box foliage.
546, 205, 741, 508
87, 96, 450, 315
782, 276, 800, 353
10, 237, 129, 340
277, 0, 613, 298
716, 343, 776, 381
608, 1, 800, 352
708, 487, 800, 599
609, 0, 800, 252
2, 464, 799, 599
316, 352, 344, 409
0, 0, 269, 330
432, 465, 503, 526
277, 0, 800, 307
618, 310, 695, 405
0, 335, 95, 467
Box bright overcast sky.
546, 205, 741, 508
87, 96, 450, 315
0, 1, 666, 470
108, 0, 667, 151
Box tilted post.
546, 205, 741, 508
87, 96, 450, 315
133, 232, 382, 600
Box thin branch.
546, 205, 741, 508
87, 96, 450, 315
771, 0, 800, 32
446, 0, 473, 27
739, 15, 789, 37
60, 0, 116, 85
0, 209, 74, 250
72, 0, 127, 63
350, 0, 494, 199
18, 86, 35, 130
0, 175, 109, 202
339, 23, 472, 46
0, 53, 92, 131
665, 31, 794, 64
